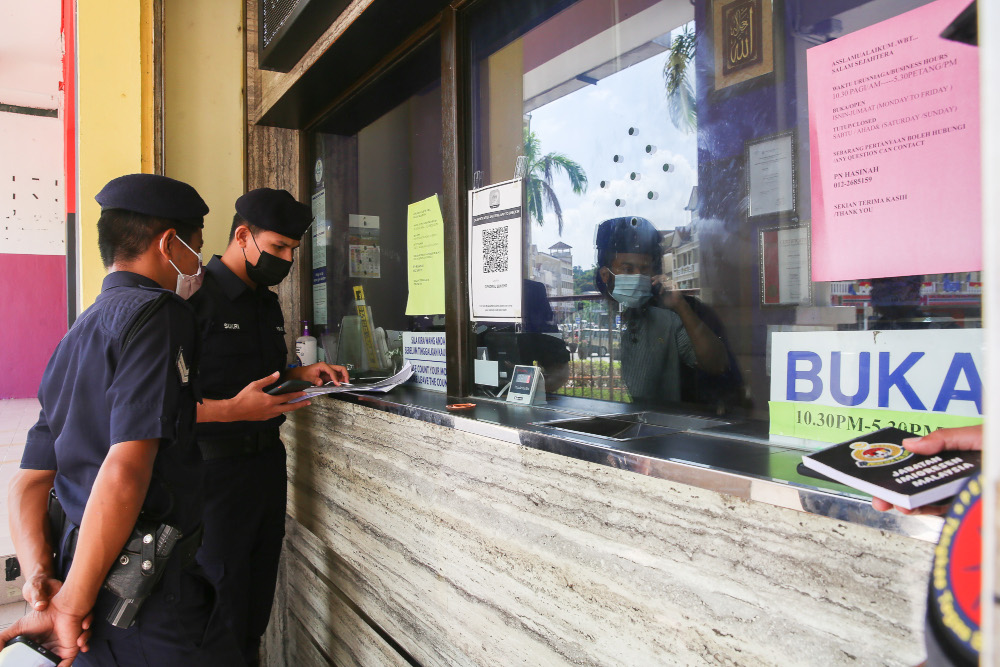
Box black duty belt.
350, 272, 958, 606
197, 428, 281, 461
62, 520, 203, 572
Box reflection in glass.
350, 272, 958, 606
465, 0, 981, 431
594, 216, 740, 413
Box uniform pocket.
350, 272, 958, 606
165, 568, 218, 649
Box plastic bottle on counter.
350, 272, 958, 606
295, 320, 318, 366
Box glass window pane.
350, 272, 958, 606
466, 0, 982, 442
310, 38, 443, 371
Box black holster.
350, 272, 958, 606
46, 489, 202, 629
104, 521, 196, 629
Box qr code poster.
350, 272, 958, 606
481, 226, 509, 274
348, 214, 381, 279
469, 178, 523, 321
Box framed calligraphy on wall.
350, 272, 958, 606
711, 0, 777, 91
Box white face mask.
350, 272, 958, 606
163, 236, 204, 299
610, 272, 651, 308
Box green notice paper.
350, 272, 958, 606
405, 194, 446, 315
769, 401, 983, 447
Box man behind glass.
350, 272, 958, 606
191, 188, 348, 666
594, 216, 728, 406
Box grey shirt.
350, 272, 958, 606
620, 305, 697, 404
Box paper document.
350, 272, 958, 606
348, 214, 381, 278
405, 195, 446, 315
468, 178, 523, 321
288, 362, 414, 403
807, 0, 981, 280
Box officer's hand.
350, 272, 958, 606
22, 573, 62, 611
287, 363, 349, 386
230, 372, 310, 421
0, 592, 92, 666
871, 497, 951, 516
871, 425, 982, 515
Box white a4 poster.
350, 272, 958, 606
469, 178, 523, 321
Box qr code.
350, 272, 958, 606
482, 226, 509, 273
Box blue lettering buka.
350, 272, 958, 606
830, 352, 870, 406
787, 351, 823, 401
933, 353, 982, 414
878, 352, 926, 410
785, 349, 981, 415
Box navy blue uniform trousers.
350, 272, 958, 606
56, 529, 244, 666
196, 442, 287, 665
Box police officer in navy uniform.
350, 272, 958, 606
190, 188, 348, 666
2, 174, 244, 665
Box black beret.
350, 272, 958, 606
235, 188, 313, 241
595, 216, 661, 256
95, 173, 208, 224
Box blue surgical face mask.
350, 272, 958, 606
610, 272, 651, 308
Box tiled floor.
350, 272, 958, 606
0, 398, 39, 628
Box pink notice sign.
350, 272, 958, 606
807, 0, 980, 281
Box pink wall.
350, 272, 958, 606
0, 255, 66, 398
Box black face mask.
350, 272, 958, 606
243, 232, 292, 287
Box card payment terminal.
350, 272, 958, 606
506, 365, 546, 405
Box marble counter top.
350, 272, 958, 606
320, 386, 942, 542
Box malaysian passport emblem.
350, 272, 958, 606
849, 440, 912, 468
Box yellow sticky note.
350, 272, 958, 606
405, 194, 446, 316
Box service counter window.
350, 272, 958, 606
463, 0, 983, 449
303, 0, 983, 457
309, 36, 446, 386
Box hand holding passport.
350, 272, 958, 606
801, 425, 982, 513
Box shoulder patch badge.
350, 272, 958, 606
176, 347, 190, 386
930, 474, 982, 663
849, 440, 912, 468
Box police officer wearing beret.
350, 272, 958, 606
3, 174, 243, 665
190, 188, 348, 665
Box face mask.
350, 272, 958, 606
163, 236, 203, 300
609, 272, 651, 308
243, 232, 292, 287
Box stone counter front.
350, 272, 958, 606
262, 398, 934, 666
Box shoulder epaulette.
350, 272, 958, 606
121, 292, 173, 353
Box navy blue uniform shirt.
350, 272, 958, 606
189, 256, 288, 438
21, 272, 203, 535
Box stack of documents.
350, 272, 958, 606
288, 362, 414, 403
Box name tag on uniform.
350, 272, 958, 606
223, 323, 240, 330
